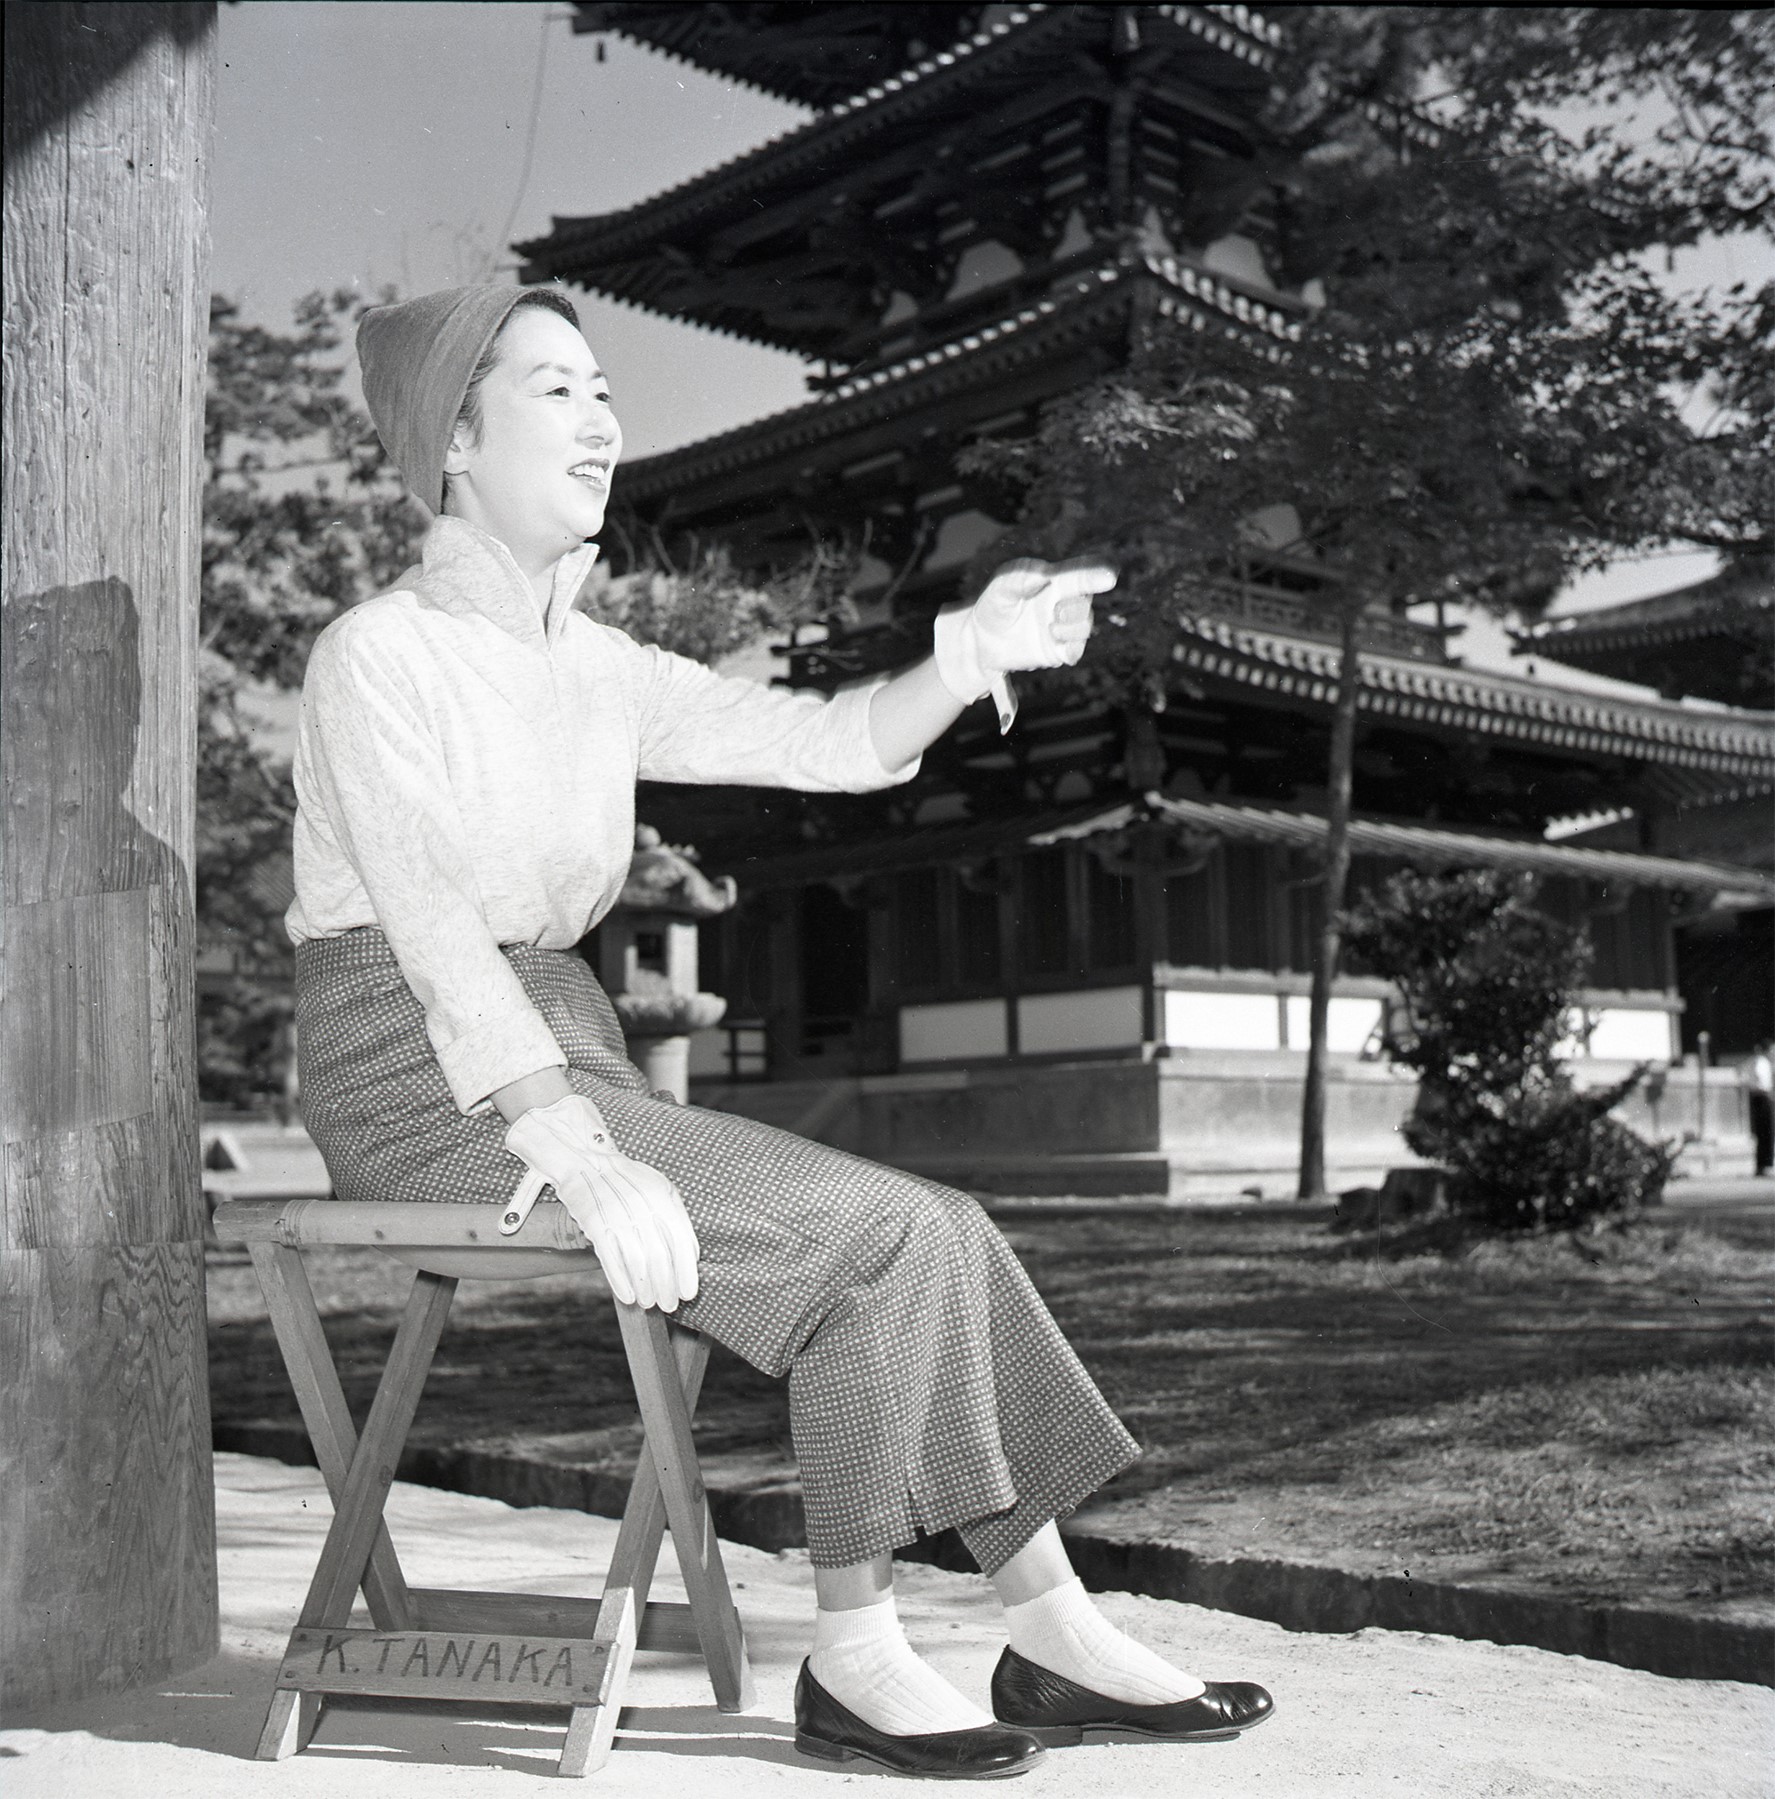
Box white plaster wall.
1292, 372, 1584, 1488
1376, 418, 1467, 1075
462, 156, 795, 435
1019, 986, 1145, 1054
1164, 989, 1280, 1051
1578, 1007, 1678, 1062
1285, 995, 1384, 1055
900, 998, 1009, 1063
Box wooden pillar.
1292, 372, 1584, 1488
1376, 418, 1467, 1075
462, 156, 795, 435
764, 889, 804, 1078
2, 3, 218, 1709
1128, 834, 1166, 1045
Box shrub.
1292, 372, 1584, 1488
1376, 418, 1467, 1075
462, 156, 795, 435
1343, 868, 1673, 1230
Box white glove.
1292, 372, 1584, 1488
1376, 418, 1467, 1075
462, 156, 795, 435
502, 1093, 700, 1311
933, 558, 1116, 732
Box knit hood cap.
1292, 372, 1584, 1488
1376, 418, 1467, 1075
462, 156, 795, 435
357, 284, 568, 516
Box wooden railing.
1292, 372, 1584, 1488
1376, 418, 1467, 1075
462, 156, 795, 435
1183, 578, 1449, 662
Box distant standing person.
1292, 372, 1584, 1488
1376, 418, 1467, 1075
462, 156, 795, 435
283, 284, 1274, 1780
1748, 1041, 1773, 1177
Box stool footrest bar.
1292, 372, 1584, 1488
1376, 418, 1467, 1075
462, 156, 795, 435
409, 1588, 702, 1654
278, 1625, 615, 1706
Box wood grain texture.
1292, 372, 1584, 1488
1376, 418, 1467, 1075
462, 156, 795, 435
276, 1627, 615, 1705
2, 890, 153, 1138
1, 2, 216, 1709
408, 1588, 704, 1655
0, 1241, 216, 1704
4, 1114, 160, 1253
213, 1196, 592, 1253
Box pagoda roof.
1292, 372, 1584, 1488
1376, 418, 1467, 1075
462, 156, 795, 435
521, 3, 1284, 351
571, 4, 1283, 107
569, 5, 999, 110
719, 790, 1775, 904
1511, 558, 1774, 707
609, 251, 1297, 510
599, 262, 1775, 794
1171, 611, 1775, 789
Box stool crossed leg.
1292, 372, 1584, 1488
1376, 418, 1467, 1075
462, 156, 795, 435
247, 1243, 751, 1777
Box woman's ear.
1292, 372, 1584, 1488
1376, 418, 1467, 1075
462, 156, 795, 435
442, 425, 472, 479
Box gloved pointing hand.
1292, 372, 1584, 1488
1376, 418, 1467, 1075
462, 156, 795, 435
933, 557, 1117, 732
503, 1093, 699, 1311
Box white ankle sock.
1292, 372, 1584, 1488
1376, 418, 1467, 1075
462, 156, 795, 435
1002, 1577, 1205, 1704
809, 1594, 994, 1736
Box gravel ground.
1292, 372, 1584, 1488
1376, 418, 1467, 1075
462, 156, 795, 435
4, 1454, 1771, 1798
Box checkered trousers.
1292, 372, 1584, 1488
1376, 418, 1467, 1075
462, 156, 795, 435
295, 929, 1140, 1571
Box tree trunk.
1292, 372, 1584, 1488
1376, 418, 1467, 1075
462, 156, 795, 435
1297, 596, 1363, 1201
2, 2, 218, 1709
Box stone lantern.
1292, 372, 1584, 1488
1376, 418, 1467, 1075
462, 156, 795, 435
599, 825, 738, 1101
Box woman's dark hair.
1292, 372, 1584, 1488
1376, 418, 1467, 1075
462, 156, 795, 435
442, 288, 581, 503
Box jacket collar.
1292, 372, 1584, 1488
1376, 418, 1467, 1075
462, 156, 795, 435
413, 515, 601, 649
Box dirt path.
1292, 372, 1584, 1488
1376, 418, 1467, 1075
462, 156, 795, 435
4, 1455, 1770, 1798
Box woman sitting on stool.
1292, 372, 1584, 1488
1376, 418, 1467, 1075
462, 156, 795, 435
286, 283, 1274, 1780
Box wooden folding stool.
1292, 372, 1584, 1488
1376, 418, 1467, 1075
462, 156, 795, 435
211, 1195, 754, 1778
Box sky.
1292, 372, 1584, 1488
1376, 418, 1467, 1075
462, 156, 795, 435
212, 0, 813, 458
211, 2, 1768, 671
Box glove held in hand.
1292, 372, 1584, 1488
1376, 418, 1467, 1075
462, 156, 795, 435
503, 1093, 700, 1311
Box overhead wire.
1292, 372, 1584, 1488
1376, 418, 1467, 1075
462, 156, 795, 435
484, 7, 557, 279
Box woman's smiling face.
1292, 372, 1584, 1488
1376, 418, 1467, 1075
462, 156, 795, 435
442, 305, 622, 573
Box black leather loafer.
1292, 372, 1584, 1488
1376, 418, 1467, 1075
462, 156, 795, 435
794, 1661, 1046, 1779
990, 1647, 1274, 1746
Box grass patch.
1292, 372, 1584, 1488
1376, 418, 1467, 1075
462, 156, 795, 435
207, 1205, 1774, 1624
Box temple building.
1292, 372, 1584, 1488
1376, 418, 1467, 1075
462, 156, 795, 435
1515, 555, 1775, 1064
1515, 557, 1774, 712
525, 4, 1775, 1194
